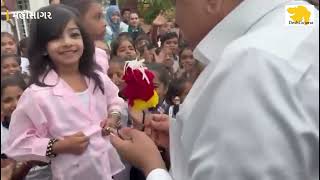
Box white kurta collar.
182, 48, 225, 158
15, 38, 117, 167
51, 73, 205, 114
193, 0, 293, 66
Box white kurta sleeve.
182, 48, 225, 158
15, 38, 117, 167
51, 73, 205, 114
180, 48, 318, 180
146, 169, 173, 180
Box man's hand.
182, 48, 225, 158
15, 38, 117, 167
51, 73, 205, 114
110, 128, 166, 176
152, 11, 167, 26
1, 159, 15, 180
149, 114, 170, 150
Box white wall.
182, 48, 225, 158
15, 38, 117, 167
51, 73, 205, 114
29, 0, 49, 12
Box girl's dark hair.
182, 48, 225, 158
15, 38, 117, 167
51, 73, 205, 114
179, 46, 192, 57
135, 34, 153, 53
121, 8, 131, 16
1, 54, 21, 65
60, 0, 98, 16
1, 73, 27, 97
111, 35, 135, 57
19, 37, 29, 49
160, 32, 178, 47
1, 32, 17, 43
166, 77, 194, 105
27, 4, 104, 93
146, 63, 170, 88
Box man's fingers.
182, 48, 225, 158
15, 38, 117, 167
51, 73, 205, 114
151, 119, 169, 132
152, 114, 169, 122
110, 133, 131, 150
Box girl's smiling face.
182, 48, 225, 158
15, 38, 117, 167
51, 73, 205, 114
116, 40, 137, 61
46, 20, 84, 69
1, 57, 21, 77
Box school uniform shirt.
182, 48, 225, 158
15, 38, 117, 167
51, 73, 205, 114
4, 70, 126, 180
95, 47, 109, 74
21, 57, 30, 75
147, 0, 319, 180
1, 122, 9, 153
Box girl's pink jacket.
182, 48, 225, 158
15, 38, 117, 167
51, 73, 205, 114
4, 70, 125, 180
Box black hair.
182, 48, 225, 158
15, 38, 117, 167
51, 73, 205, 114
111, 35, 135, 58
19, 37, 29, 49
166, 77, 194, 105
160, 32, 178, 47
146, 63, 170, 88
118, 32, 133, 40
60, 0, 98, 16
27, 4, 104, 93
1, 73, 27, 97
179, 46, 192, 57
121, 8, 131, 16
1, 32, 17, 43
1, 54, 21, 65
129, 11, 139, 17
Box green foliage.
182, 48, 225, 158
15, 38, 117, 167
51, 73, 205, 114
138, 0, 175, 24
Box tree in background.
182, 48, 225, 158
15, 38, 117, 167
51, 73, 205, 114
118, 0, 175, 24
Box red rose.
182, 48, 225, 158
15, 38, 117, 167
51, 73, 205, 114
122, 67, 155, 106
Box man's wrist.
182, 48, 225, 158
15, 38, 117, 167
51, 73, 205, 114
143, 160, 167, 177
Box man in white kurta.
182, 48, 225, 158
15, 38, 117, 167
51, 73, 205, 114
111, 0, 319, 180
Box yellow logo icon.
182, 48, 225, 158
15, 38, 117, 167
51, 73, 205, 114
2, 0, 10, 21
286, 5, 314, 26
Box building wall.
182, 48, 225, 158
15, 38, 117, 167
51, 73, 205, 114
29, 0, 49, 12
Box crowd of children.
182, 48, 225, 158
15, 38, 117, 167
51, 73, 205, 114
1, 1, 204, 180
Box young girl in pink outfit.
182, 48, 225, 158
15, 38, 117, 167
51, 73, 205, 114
4, 5, 124, 180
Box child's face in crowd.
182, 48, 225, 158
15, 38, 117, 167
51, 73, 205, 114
180, 49, 196, 72
129, 13, 139, 28
163, 37, 179, 55
1, 36, 17, 55
108, 62, 124, 91
172, 96, 181, 105
111, 12, 121, 24
162, 49, 174, 70
152, 72, 167, 103
82, 3, 106, 40
122, 10, 131, 22
142, 47, 155, 63
46, 20, 84, 70
159, 22, 172, 35
116, 40, 137, 61
1, 58, 21, 76
1, 85, 23, 117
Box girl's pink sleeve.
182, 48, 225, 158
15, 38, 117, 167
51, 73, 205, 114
95, 47, 109, 74
101, 73, 125, 113
4, 89, 50, 163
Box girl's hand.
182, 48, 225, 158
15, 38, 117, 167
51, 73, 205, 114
52, 132, 89, 155
101, 118, 121, 136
